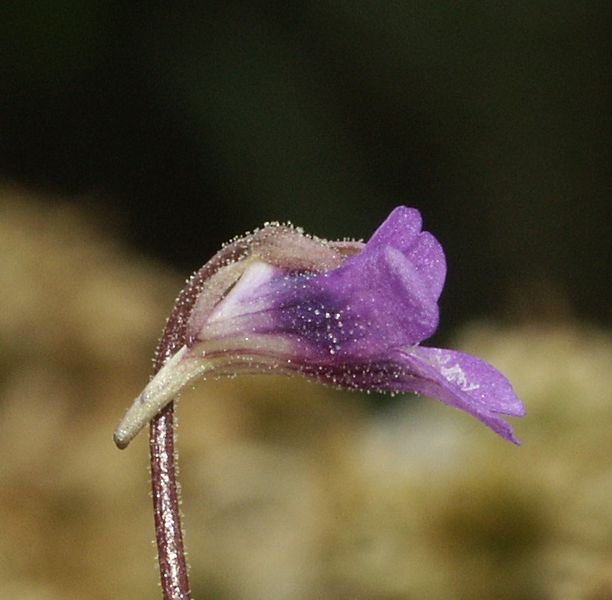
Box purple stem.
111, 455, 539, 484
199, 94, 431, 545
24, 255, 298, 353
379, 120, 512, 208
150, 402, 191, 600
149, 303, 195, 598
147, 243, 252, 598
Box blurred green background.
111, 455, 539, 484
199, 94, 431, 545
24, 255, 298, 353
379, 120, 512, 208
1, 3, 612, 600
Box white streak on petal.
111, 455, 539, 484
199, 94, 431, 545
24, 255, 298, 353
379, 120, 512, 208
208, 261, 278, 323
439, 364, 480, 392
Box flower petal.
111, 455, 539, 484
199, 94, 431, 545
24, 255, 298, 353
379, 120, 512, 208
297, 347, 522, 443
233, 342, 522, 444
406, 231, 446, 302
353, 206, 446, 307
321, 244, 440, 349
392, 346, 524, 443
185, 223, 353, 344
365, 206, 423, 253
198, 242, 441, 359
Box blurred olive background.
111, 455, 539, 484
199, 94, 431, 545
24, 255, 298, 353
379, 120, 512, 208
1, 3, 612, 600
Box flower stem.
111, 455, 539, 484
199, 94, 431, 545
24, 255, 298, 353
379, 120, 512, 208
150, 401, 191, 600
145, 257, 225, 598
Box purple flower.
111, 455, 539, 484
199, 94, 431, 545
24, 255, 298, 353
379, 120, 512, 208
114, 207, 524, 448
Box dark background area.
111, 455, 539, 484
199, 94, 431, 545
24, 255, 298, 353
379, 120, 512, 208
2, 2, 610, 331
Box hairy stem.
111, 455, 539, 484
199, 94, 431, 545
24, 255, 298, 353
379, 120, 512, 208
150, 401, 191, 600
145, 246, 228, 599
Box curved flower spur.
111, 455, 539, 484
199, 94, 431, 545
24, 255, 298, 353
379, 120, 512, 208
115, 206, 524, 448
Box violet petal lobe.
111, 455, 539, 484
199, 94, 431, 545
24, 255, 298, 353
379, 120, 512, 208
185, 223, 352, 342
351, 206, 446, 303
406, 231, 446, 302
210, 211, 445, 357
205, 243, 441, 360
365, 206, 423, 253
390, 346, 524, 444
316, 244, 440, 353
